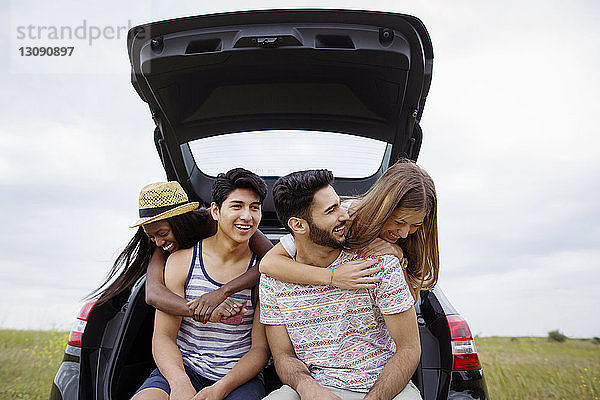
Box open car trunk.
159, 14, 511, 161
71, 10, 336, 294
127, 9, 433, 234
119, 9, 476, 400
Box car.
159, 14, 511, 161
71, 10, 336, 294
50, 9, 488, 400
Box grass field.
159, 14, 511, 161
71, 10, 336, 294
0, 330, 599, 399
0, 329, 68, 400
476, 336, 600, 399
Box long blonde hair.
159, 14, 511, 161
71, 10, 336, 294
346, 159, 439, 290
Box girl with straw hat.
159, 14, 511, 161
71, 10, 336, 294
89, 181, 272, 322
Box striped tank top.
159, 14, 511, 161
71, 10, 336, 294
176, 240, 257, 381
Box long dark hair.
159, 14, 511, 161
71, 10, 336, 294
90, 208, 215, 305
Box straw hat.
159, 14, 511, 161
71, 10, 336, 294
130, 181, 199, 228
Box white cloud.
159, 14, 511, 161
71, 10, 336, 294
442, 248, 600, 337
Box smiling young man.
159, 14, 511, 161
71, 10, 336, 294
260, 169, 422, 400
132, 168, 269, 400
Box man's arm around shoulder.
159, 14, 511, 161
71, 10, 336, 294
152, 248, 196, 400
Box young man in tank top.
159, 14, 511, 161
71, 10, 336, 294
260, 169, 422, 400
132, 168, 269, 400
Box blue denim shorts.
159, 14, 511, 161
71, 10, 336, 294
136, 365, 264, 400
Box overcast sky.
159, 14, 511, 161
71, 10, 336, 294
1, 0, 598, 338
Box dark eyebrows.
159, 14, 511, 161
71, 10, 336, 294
227, 199, 261, 206
324, 203, 338, 214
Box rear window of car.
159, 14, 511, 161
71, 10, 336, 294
187, 130, 388, 178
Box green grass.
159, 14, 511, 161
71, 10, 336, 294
1, 330, 599, 399
0, 329, 68, 400
476, 336, 600, 399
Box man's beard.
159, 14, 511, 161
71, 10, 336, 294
307, 219, 346, 249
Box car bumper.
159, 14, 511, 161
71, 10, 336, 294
448, 370, 488, 399
50, 346, 81, 400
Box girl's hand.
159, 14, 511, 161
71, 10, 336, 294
332, 258, 383, 289
187, 288, 228, 323
360, 238, 404, 259
208, 298, 246, 323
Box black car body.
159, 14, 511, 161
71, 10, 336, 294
51, 9, 488, 400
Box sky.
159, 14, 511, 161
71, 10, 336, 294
0, 0, 598, 338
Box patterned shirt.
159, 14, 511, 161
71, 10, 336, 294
260, 250, 413, 392
177, 240, 257, 381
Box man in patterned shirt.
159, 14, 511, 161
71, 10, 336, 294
260, 169, 422, 400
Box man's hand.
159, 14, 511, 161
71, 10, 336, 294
169, 379, 197, 400
187, 288, 228, 323
297, 380, 342, 400
192, 383, 226, 400
301, 388, 341, 400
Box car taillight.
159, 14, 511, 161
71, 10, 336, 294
68, 300, 97, 347
446, 314, 481, 371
